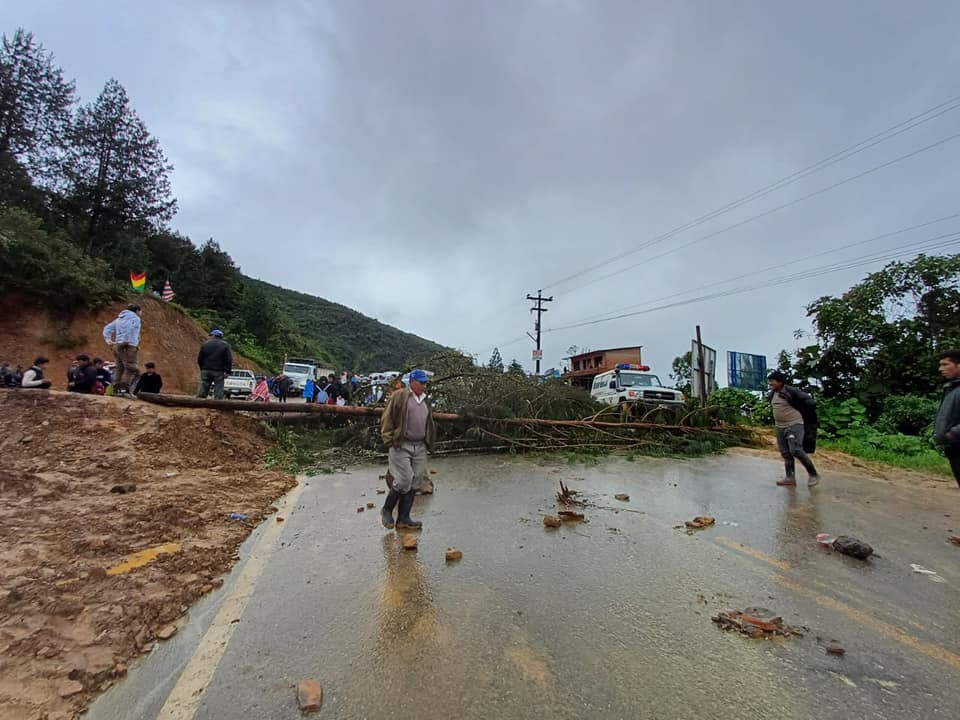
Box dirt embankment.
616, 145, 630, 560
0, 390, 295, 720
0, 292, 262, 394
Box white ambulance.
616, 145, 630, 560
589, 364, 685, 406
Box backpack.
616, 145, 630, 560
783, 387, 819, 454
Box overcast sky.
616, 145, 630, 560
12, 1, 960, 380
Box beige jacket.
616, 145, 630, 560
380, 387, 436, 450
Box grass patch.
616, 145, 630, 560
820, 436, 951, 475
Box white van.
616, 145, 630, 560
590, 364, 685, 406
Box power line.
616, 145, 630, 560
542, 92, 960, 292
525, 290, 553, 374
543, 233, 960, 334
565, 212, 960, 324
556, 131, 960, 296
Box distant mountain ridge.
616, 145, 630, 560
245, 277, 446, 371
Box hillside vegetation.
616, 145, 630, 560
0, 28, 443, 373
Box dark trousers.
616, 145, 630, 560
198, 370, 226, 400
946, 447, 960, 489
776, 424, 818, 478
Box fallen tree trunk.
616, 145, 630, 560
136, 393, 707, 433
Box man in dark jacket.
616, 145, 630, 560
67, 354, 99, 393
197, 329, 232, 399
934, 349, 960, 488
133, 362, 163, 395
768, 370, 821, 488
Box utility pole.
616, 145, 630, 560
526, 290, 554, 375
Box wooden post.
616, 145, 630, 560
695, 325, 707, 408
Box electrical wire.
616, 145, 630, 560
542, 92, 960, 292
564, 212, 960, 324
555, 131, 960, 296
543, 233, 960, 334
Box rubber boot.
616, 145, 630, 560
776, 457, 797, 486
381, 489, 400, 529
395, 491, 422, 530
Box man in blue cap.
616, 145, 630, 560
379, 369, 435, 529
197, 329, 233, 400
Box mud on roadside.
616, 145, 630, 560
0, 391, 295, 720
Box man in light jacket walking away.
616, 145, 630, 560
197, 329, 233, 400
102, 304, 143, 395
379, 369, 435, 530
934, 349, 960, 488
768, 370, 821, 488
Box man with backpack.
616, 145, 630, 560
767, 370, 821, 487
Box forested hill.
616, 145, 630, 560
245, 278, 444, 371
0, 28, 445, 373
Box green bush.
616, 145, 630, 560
707, 387, 770, 425
875, 394, 939, 436
817, 397, 869, 438
0, 208, 117, 308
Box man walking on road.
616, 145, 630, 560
768, 370, 821, 488
102, 304, 142, 395
380, 369, 435, 530
935, 349, 960, 488
197, 329, 232, 400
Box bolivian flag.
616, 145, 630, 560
130, 271, 146, 293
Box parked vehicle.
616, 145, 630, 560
224, 369, 256, 398
589, 364, 685, 406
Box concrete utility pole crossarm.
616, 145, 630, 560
526, 290, 554, 375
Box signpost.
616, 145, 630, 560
691, 329, 717, 404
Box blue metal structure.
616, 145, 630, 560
727, 351, 768, 391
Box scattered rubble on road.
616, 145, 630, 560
712, 607, 804, 639
831, 535, 874, 560
543, 515, 563, 528
949, 535, 960, 546
614, 493, 630, 501
156, 624, 178, 641
685, 516, 716, 530
402, 535, 419, 551
366, 502, 375, 509
558, 510, 585, 522
817, 637, 846, 656
445, 548, 463, 561
296, 678, 324, 713
0, 391, 295, 720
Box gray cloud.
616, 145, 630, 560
12, 0, 960, 379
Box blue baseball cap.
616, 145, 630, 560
409, 369, 429, 383
210, 328, 223, 337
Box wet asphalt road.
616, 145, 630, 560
88, 452, 960, 719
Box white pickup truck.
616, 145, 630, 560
224, 369, 256, 398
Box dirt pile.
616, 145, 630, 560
0, 292, 262, 394
0, 390, 295, 720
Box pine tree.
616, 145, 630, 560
487, 346, 504, 372
0, 29, 75, 178
59, 78, 176, 248
506, 359, 525, 376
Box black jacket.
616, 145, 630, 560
197, 338, 233, 372
134, 372, 163, 395
771, 384, 819, 453
935, 378, 960, 447
68, 364, 98, 393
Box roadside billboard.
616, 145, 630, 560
727, 351, 768, 391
